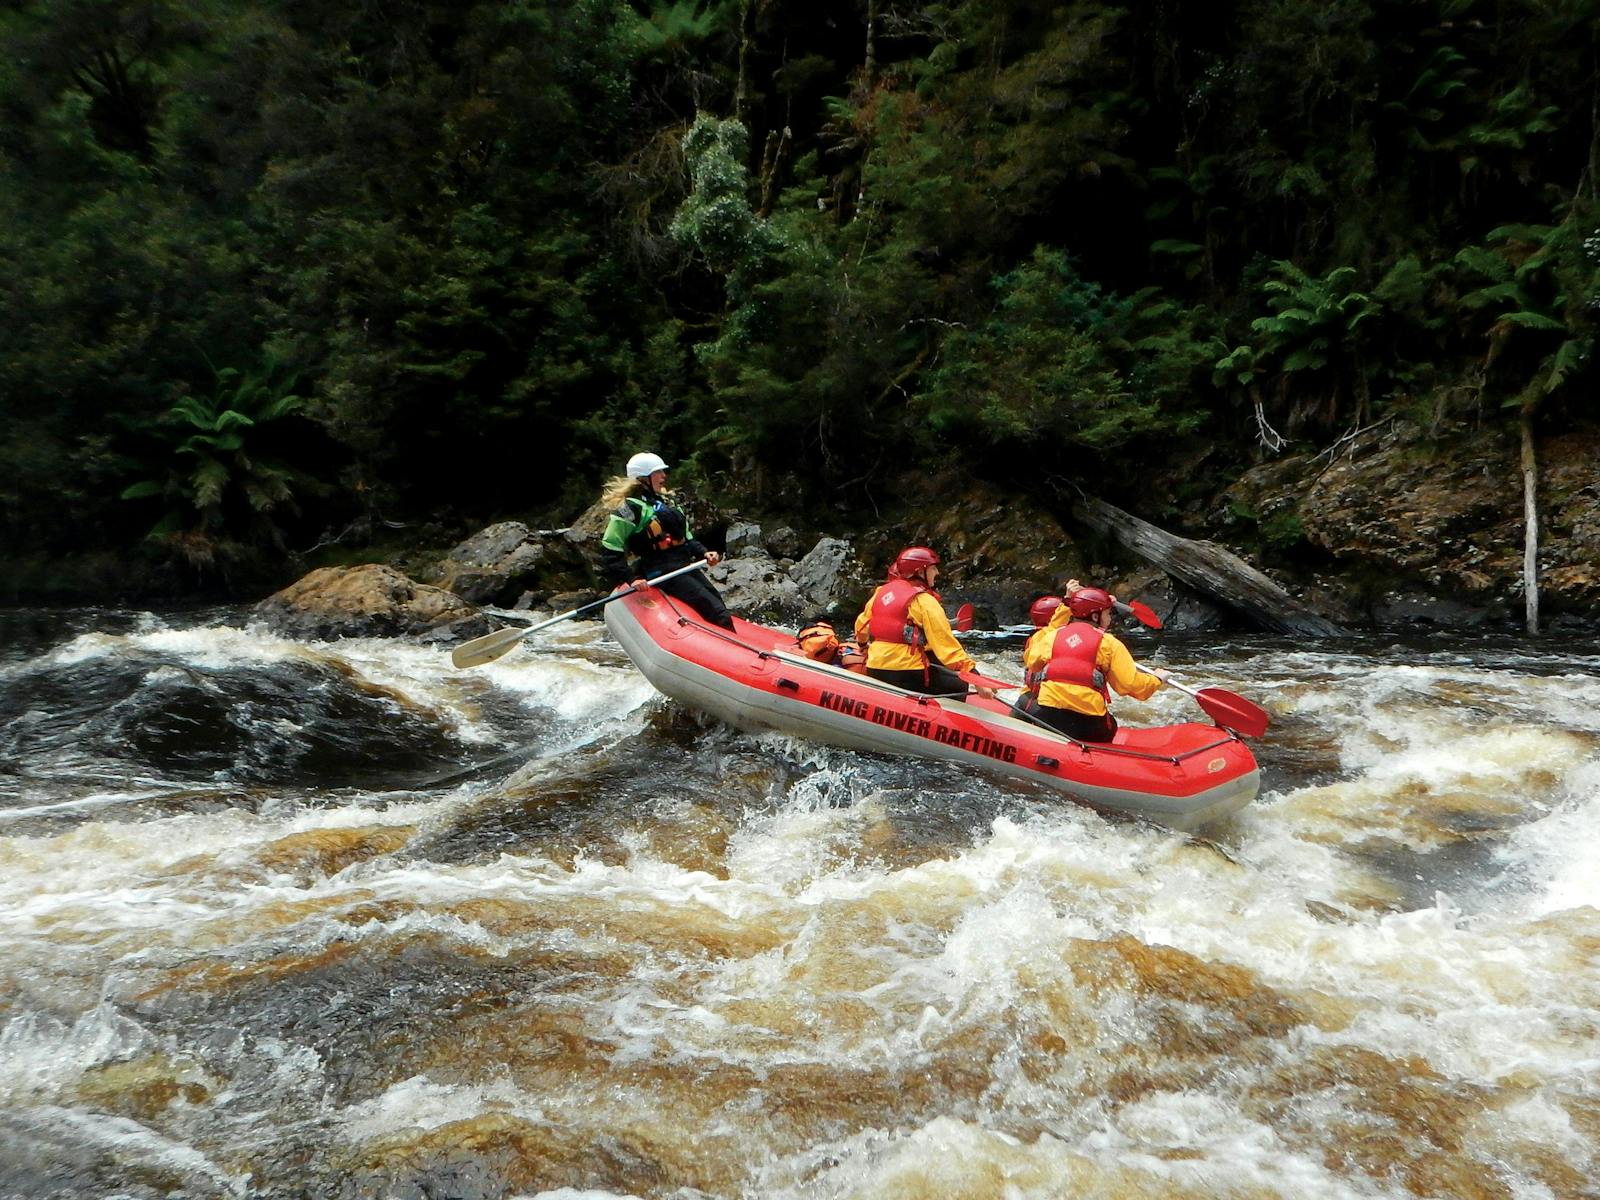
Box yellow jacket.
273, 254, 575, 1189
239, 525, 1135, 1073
1023, 621, 1163, 716
854, 587, 977, 674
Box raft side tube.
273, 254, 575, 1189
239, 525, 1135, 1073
604, 594, 1258, 831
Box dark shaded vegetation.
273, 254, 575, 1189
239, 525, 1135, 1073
2, 0, 1596, 600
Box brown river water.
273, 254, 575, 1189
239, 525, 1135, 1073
1, 608, 1597, 1200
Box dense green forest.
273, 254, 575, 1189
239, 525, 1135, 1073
2, 0, 1597, 599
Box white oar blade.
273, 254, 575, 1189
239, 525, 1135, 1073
449, 559, 706, 670
450, 626, 531, 669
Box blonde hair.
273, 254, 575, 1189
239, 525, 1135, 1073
601, 470, 678, 508
600, 475, 643, 509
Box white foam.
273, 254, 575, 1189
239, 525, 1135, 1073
340, 1074, 547, 1142
1502, 755, 1600, 914
50, 624, 301, 669
8, 623, 1600, 1198
0, 1005, 155, 1102
1093, 1092, 1378, 1199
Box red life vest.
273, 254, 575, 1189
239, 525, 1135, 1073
1027, 621, 1109, 699
866, 580, 932, 647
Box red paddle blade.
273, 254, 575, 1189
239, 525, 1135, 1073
1126, 599, 1163, 629
1195, 687, 1270, 737
954, 602, 975, 631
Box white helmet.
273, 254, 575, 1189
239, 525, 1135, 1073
625, 452, 668, 479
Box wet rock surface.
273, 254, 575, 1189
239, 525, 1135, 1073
254, 565, 491, 641
430, 522, 543, 604
705, 552, 806, 619
1115, 571, 1230, 632
1224, 425, 1600, 628
412, 429, 1600, 634
0, 646, 479, 796
431, 521, 596, 607
789, 536, 859, 612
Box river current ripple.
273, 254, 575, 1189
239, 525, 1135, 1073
1, 608, 1597, 1200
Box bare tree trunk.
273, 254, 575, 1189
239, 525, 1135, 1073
1521, 400, 1541, 635
735, 0, 755, 125
757, 125, 791, 216
854, 0, 878, 214
1072, 496, 1347, 637
863, 0, 878, 87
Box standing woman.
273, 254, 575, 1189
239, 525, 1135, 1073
597, 452, 734, 630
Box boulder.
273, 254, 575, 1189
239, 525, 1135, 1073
706, 552, 806, 621
1113, 571, 1229, 633
725, 520, 766, 557
765, 525, 803, 558
1369, 589, 1494, 628
432, 522, 545, 605
790, 537, 861, 611
433, 521, 592, 607
562, 496, 616, 551
253, 565, 490, 642
543, 589, 602, 617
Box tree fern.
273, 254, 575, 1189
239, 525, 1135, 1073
1455, 217, 1598, 398
1216, 259, 1381, 434
120, 357, 314, 566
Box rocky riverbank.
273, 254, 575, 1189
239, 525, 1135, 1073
1216, 423, 1600, 630
250, 422, 1600, 642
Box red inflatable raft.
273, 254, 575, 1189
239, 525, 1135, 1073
605, 590, 1259, 831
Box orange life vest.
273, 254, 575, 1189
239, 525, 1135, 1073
1027, 621, 1109, 699
797, 622, 842, 661
798, 622, 868, 673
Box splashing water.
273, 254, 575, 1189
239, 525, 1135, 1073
2, 610, 1597, 1200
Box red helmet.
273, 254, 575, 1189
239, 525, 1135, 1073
1067, 586, 1115, 618
1028, 595, 1064, 627
889, 545, 940, 580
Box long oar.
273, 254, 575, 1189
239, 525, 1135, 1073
958, 670, 1021, 691
961, 669, 1268, 738
450, 558, 710, 669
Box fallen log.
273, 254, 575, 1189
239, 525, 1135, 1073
1072, 496, 1347, 637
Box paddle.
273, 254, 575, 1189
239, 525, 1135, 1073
1116, 598, 1163, 629
958, 670, 1021, 691
1163, 678, 1270, 737
953, 602, 975, 631
961, 669, 1269, 738
450, 558, 711, 669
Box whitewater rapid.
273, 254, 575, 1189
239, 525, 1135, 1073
1, 611, 1596, 1199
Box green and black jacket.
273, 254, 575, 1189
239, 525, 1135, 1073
598, 493, 709, 585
